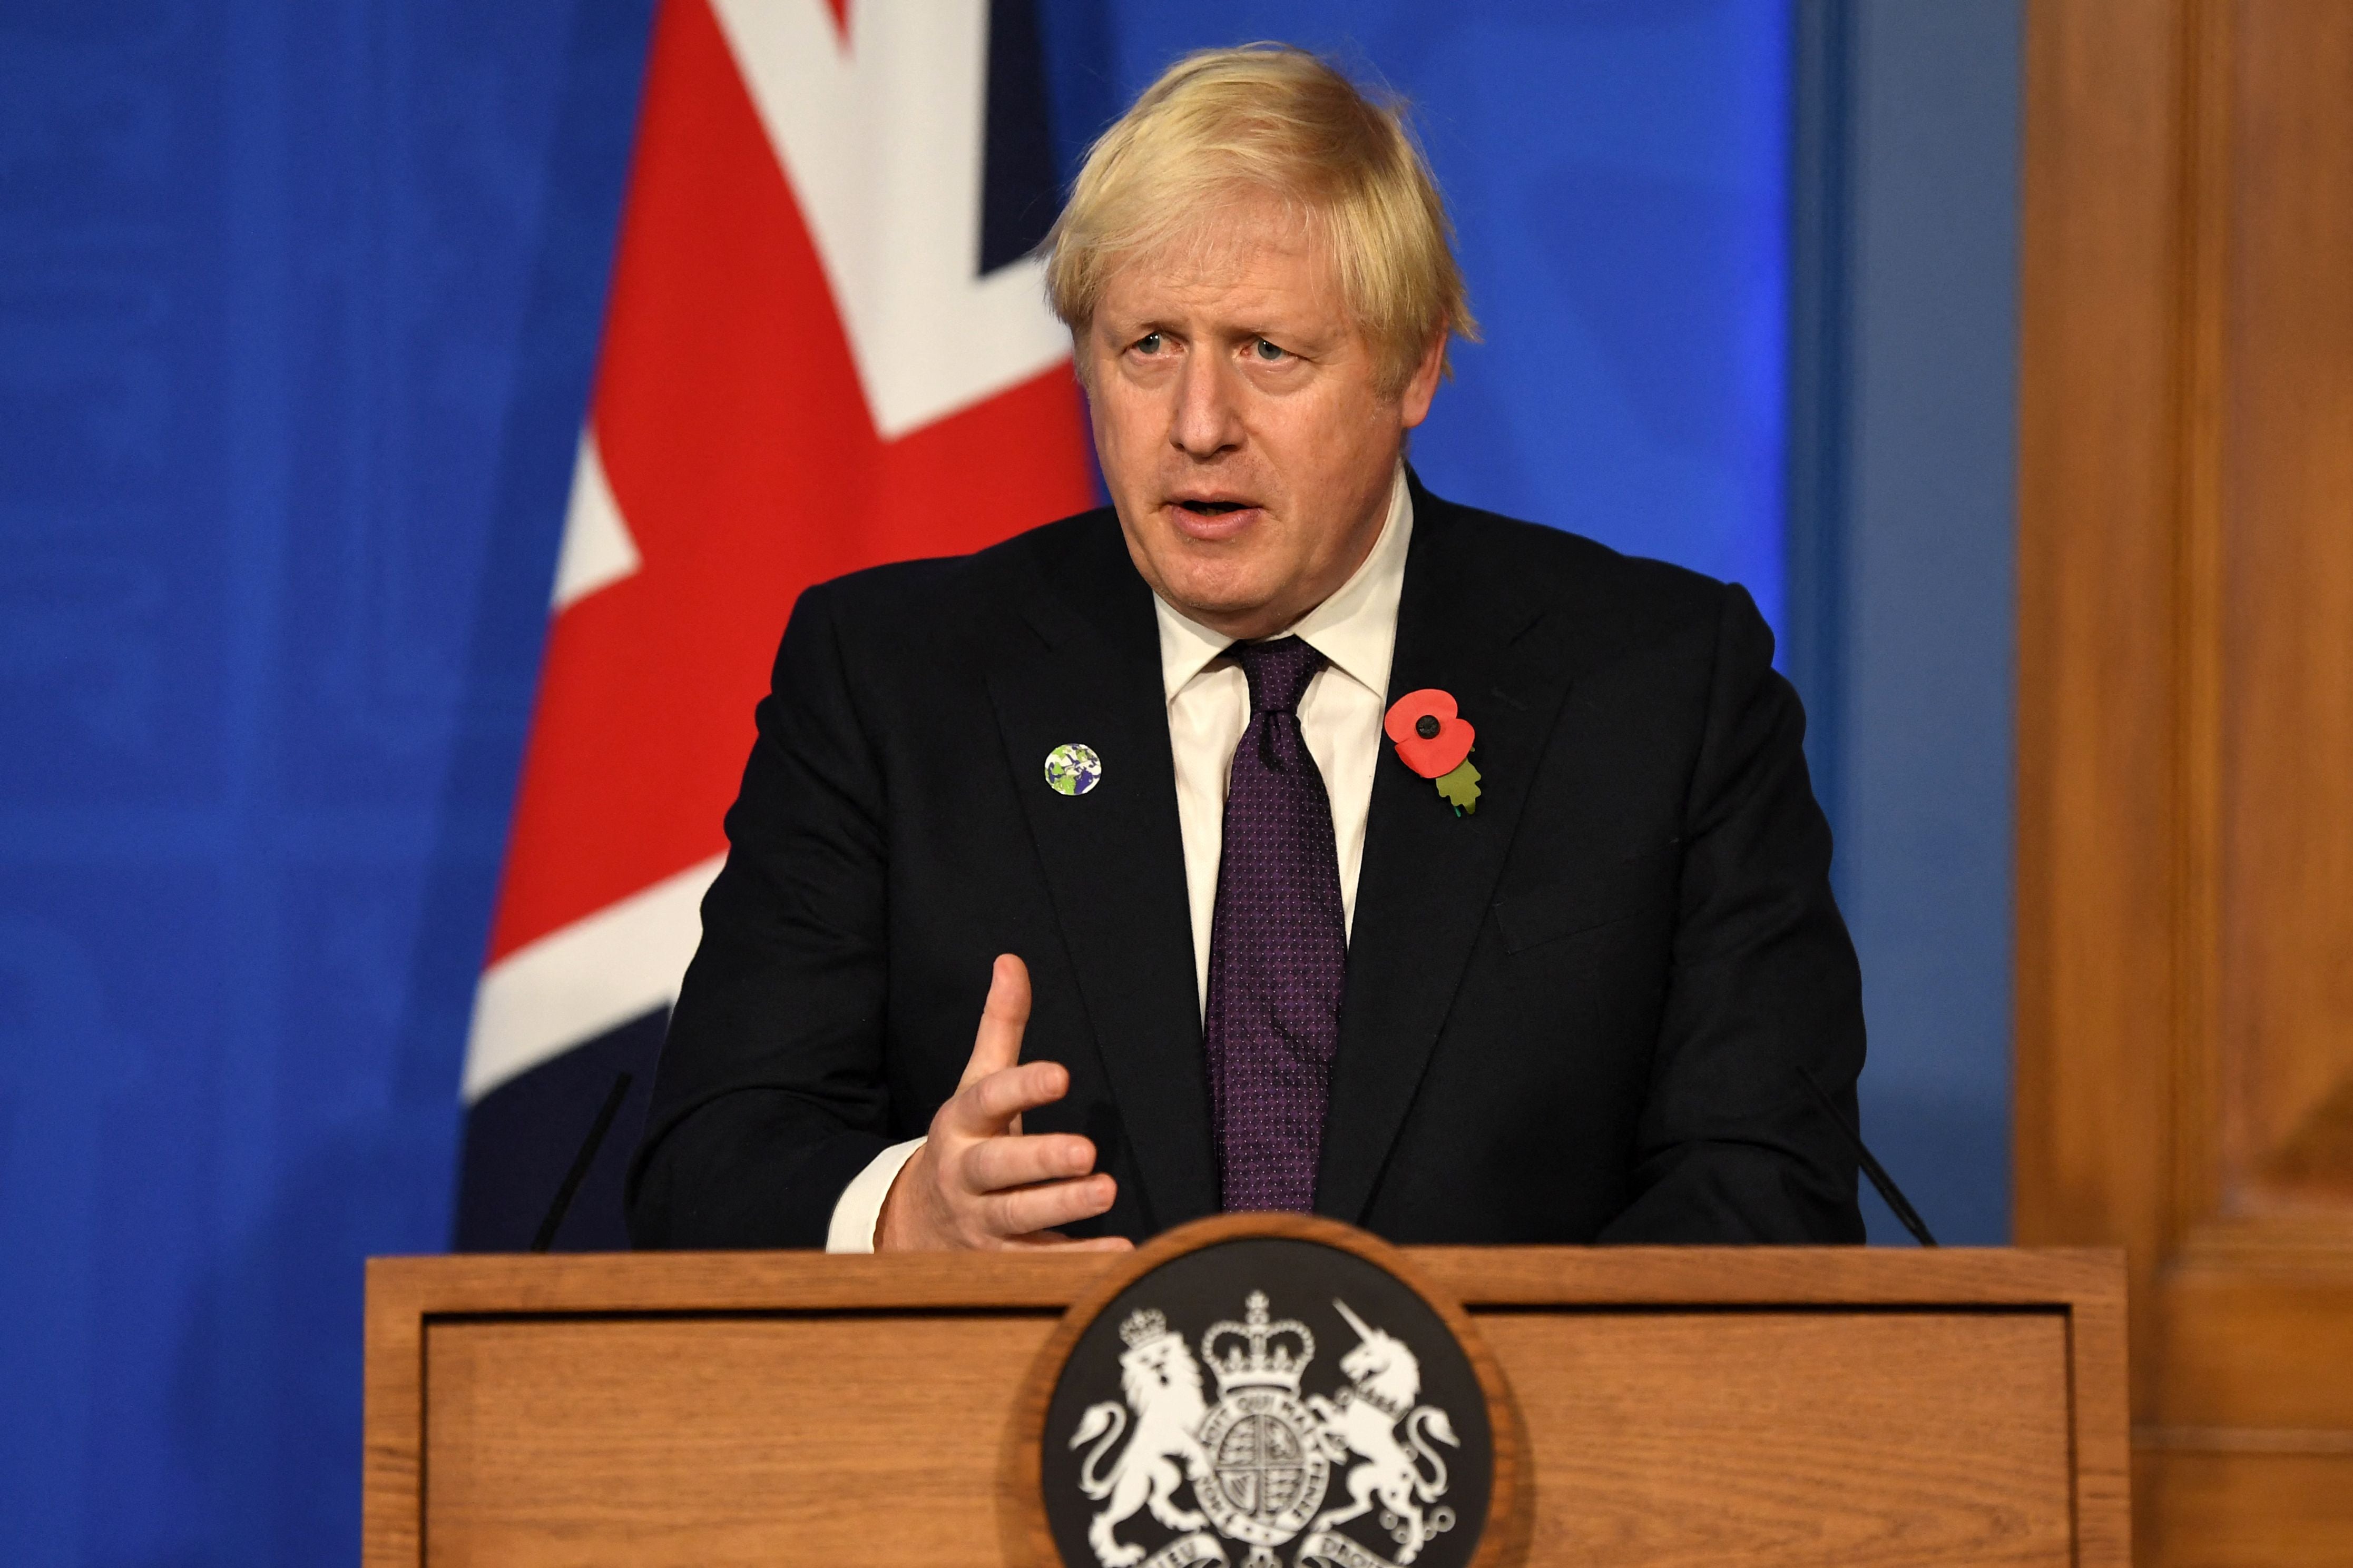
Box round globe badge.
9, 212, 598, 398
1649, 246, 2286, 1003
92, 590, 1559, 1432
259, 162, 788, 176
1005, 1215, 1524, 1568
1044, 744, 1103, 797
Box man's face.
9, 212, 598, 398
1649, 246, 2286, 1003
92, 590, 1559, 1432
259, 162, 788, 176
1080, 194, 1444, 640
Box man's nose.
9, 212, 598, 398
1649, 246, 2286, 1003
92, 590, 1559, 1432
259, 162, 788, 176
1168, 353, 1243, 458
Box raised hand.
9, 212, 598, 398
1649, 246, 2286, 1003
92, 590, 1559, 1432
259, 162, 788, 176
874, 954, 1134, 1251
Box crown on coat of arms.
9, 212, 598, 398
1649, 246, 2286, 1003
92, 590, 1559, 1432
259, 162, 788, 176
1119, 1308, 1174, 1349
1202, 1291, 1315, 1395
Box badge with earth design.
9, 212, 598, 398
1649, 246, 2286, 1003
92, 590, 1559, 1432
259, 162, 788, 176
1045, 743, 1104, 797
1011, 1218, 1519, 1568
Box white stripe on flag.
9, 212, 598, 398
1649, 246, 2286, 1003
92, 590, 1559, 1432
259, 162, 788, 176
550, 427, 641, 611
708, 0, 1071, 438
462, 853, 724, 1104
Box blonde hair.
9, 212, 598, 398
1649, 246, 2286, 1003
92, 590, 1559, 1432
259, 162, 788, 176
1043, 44, 1479, 391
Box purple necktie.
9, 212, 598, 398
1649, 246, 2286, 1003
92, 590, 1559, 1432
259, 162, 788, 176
1203, 637, 1346, 1211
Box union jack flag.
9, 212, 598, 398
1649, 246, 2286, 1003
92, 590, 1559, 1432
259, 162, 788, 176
455, 0, 1092, 1248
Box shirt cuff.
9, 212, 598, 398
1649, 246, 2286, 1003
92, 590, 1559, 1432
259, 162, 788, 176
825, 1137, 926, 1253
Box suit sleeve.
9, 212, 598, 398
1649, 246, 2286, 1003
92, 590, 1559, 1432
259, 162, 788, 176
625, 582, 898, 1248
1596, 583, 1869, 1244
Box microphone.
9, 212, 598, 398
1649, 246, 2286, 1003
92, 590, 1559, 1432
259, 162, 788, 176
531, 1070, 635, 1253
1799, 1066, 1938, 1247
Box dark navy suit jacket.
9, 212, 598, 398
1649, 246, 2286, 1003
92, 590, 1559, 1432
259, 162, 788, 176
627, 476, 1868, 1247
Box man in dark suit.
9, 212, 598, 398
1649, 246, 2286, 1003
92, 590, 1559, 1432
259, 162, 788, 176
628, 45, 1865, 1253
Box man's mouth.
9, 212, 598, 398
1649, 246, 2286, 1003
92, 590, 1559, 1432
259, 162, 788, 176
1165, 495, 1262, 541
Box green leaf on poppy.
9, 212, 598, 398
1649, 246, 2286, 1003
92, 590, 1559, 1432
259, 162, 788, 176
1435, 758, 1482, 814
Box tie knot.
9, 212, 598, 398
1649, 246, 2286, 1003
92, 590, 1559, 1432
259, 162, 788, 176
1227, 637, 1325, 715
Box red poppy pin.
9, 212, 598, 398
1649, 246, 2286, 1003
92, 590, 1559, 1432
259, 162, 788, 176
1384, 688, 1482, 814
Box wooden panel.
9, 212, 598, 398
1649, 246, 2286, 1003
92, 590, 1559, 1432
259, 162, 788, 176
1478, 1311, 2072, 1568
2016, 0, 2353, 1559
424, 1313, 1061, 1566
364, 1253, 1102, 1566
367, 1248, 2127, 1568
2143, 1452, 2353, 1568
2218, 0, 2353, 1201
1424, 1246, 2132, 1563
375, 1249, 1105, 1314
1410, 1244, 2123, 1308
416, 1308, 2080, 1568
2161, 1222, 2353, 1427
2014, 0, 2196, 1393
367, 1254, 426, 1566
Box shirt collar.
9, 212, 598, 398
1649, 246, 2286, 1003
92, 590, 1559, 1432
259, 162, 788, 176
1153, 463, 1414, 704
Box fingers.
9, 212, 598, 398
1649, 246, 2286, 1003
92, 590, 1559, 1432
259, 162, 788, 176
877, 952, 1136, 1253
979, 1170, 1120, 1238
959, 953, 1031, 1090
939, 1060, 1073, 1142
957, 1134, 1115, 1241
963, 1130, 1097, 1194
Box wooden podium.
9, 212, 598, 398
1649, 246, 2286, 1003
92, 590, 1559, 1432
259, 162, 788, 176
365, 1245, 2127, 1566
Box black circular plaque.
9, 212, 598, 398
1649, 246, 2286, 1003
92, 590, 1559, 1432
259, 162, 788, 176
1030, 1227, 1499, 1568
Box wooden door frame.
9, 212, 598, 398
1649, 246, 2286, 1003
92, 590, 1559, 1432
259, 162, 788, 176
2017, 0, 2353, 1557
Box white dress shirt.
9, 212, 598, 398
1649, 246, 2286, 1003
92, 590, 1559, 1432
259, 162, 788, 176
824, 466, 1414, 1250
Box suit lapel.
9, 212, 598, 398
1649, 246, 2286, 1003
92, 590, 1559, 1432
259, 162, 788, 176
1315, 484, 1586, 1224
985, 520, 1219, 1230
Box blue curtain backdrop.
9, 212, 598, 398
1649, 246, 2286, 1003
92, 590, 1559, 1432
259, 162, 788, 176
2, 4, 657, 1559
0, 3, 1997, 1562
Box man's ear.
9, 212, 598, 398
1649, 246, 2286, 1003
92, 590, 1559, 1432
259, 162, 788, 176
1397, 326, 1448, 430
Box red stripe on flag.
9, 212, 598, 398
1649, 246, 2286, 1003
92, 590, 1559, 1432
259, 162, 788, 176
487, 0, 1094, 963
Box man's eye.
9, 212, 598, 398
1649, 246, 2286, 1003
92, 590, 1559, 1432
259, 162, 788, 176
1253, 339, 1287, 361
1133, 332, 1163, 354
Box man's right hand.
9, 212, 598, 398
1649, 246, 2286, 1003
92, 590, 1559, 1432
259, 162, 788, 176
874, 954, 1134, 1252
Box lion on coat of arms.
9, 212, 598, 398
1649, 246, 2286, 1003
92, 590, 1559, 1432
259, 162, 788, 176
1070, 1309, 1211, 1567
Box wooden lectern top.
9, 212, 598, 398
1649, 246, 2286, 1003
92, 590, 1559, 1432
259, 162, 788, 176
366, 1245, 2126, 1568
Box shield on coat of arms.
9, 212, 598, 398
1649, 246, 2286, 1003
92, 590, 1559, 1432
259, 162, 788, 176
1198, 1389, 1327, 1542
1192, 1293, 1329, 1546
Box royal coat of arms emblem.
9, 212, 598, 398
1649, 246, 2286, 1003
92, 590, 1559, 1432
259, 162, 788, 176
1063, 1288, 1464, 1568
